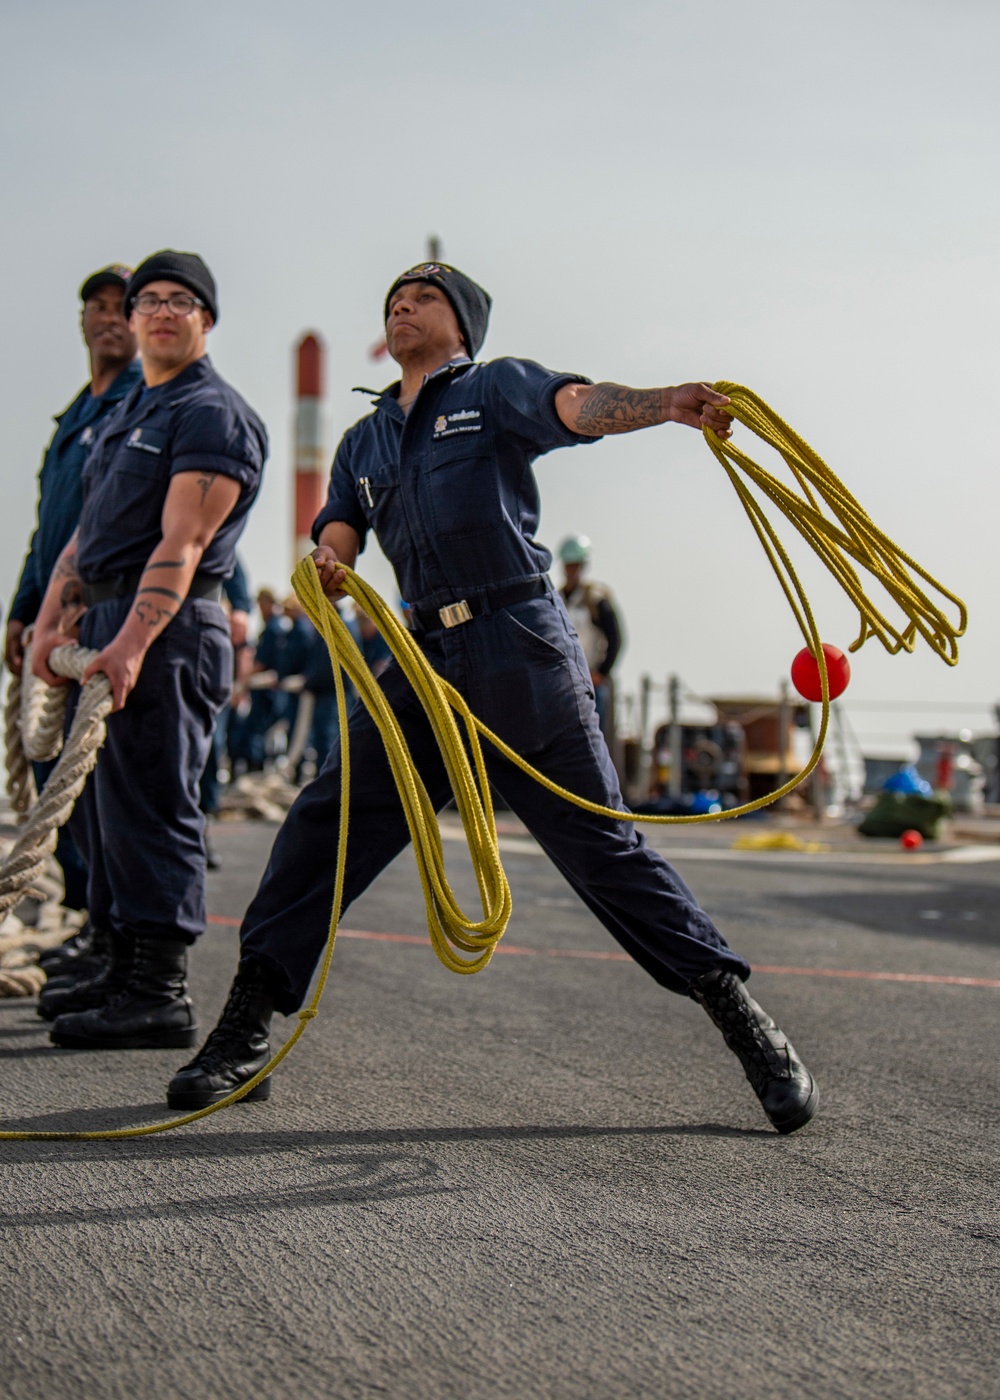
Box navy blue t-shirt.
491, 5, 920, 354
313, 357, 597, 610
9, 361, 142, 623
76, 355, 267, 584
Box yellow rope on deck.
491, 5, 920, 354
0, 383, 965, 1141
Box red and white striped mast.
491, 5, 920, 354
293, 331, 327, 563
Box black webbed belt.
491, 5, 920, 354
410, 576, 548, 633
82, 571, 223, 606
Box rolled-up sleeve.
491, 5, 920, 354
169, 400, 264, 492
489, 358, 601, 454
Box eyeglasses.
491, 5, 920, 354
133, 292, 204, 317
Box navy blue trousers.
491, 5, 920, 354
242, 594, 750, 1013
67, 597, 231, 943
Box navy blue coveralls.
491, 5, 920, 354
9, 361, 143, 908
68, 356, 267, 944
240, 356, 749, 1012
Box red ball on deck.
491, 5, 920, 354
790, 644, 851, 702
900, 829, 924, 851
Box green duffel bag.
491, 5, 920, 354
858, 791, 951, 840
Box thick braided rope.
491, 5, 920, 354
0, 646, 112, 922
3, 647, 71, 820
0, 965, 46, 997
0, 384, 966, 1141
3, 672, 34, 816
4, 643, 74, 816
19, 651, 72, 762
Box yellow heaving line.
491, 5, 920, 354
0, 384, 965, 1141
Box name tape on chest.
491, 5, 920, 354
126, 428, 163, 455
433, 407, 483, 441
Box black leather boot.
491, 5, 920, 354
37, 928, 132, 1021
49, 936, 197, 1050
166, 958, 274, 1108
690, 970, 818, 1134
38, 921, 108, 981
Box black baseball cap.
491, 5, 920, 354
79, 264, 133, 304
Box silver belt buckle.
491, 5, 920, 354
438, 599, 473, 629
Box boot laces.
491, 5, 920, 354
701, 976, 790, 1091
194, 977, 267, 1070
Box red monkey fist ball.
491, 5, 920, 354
900, 829, 924, 851
790, 644, 851, 702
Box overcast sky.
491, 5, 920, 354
2, 0, 997, 754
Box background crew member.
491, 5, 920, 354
298, 598, 361, 776
557, 533, 623, 736
200, 554, 255, 869
5, 265, 140, 928
168, 262, 817, 1136
243, 589, 286, 770
32, 250, 268, 1050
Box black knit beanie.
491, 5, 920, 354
384, 262, 491, 358
124, 250, 218, 323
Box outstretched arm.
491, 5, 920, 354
555, 381, 733, 440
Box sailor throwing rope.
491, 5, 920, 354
168, 261, 818, 1134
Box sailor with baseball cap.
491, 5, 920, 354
5, 263, 141, 918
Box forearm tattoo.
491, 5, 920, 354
133, 555, 188, 629
54, 550, 85, 629
58, 578, 84, 628
135, 599, 177, 628
54, 551, 81, 583
137, 587, 183, 603
575, 383, 666, 435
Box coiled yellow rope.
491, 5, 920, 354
0, 383, 965, 1141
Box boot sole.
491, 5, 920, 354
49, 1026, 199, 1051
167, 1077, 272, 1110
771, 1077, 819, 1135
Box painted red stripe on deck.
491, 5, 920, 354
206, 915, 1000, 988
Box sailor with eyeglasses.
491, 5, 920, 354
31, 250, 268, 1054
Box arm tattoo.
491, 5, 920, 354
58, 578, 85, 630
196, 472, 218, 504
575, 383, 665, 435
135, 600, 177, 628
55, 552, 81, 582
137, 586, 183, 603
142, 559, 186, 571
